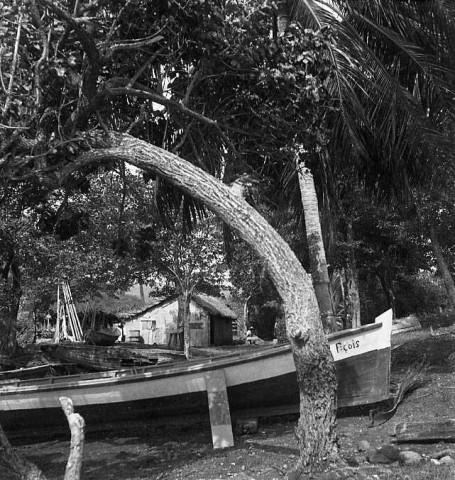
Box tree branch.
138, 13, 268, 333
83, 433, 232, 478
2, 8, 23, 117
106, 85, 220, 128
105, 0, 134, 44
183, 68, 202, 107
127, 47, 165, 88
102, 35, 164, 57
37, 0, 99, 66
31, 0, 50, 109
36, 0, 100, 100
0, 47, 8, 94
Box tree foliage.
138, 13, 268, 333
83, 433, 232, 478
293, 0, 455, 200
0, 0, 336, 341
141, 213, 228, 299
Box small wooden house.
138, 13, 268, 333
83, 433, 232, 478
122, 294, 236, 347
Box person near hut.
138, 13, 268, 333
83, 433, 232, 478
246, 327, 257, 345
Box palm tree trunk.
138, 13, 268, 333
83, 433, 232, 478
297, 163, 337, 333
78, 132, 339, 471
376, 266, 396, 318
429, 224, 455, 312
346, 220, 361, 328
277, 0, 291, 35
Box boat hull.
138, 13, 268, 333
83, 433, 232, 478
0, 311, 392, 433
85, 330, 120, 346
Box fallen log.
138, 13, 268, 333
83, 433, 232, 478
395, 419, 455, 442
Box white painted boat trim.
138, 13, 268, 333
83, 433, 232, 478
0, 310, 392, 412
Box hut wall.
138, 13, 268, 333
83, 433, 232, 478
211, 315, 234, 346
123, 300, 211, 347
188, 304, 210, 348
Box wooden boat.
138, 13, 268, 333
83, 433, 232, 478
0, 363, 76, 382
85, 329, 120, 346
0, 310, 392, 433
41, 344, 182, 371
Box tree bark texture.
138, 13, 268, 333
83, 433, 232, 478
276, 0, 291, 35
346, 220, 361, 328
376, 262, 396, 318
297, 164, 337, 333
0, 257, 21, 357
429, 224, 455, 312
74, 132, 338, 469
177, 289, 192, 359
0, 423, 46, 480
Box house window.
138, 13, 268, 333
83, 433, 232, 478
142, 320, 157, 330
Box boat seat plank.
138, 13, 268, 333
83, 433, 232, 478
205, 369, 234, 449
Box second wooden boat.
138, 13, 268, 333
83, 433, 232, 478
85, 329, 120, 346
41, 344, 181, 371
0, 310, 392, 433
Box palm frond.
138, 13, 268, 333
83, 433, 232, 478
292, 0, 455, 200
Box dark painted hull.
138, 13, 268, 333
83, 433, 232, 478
0, 311, 392, 434
85, 330, 120, 346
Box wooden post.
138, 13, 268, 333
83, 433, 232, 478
205, 370, 234, 449
60, 397, 85, 480
54, 284, 61, 343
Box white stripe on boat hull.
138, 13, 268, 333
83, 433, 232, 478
0, 310, 392, 414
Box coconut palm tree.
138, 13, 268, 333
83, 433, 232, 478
285, 0, 455, 319
293, 1, 455, 175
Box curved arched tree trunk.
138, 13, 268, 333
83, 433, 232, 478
75, 132, 338, 471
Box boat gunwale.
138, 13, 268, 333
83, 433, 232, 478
0, 344, 293, 394
327, 322, 381, 341
0, 320, 388, 396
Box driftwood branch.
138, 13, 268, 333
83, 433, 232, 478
59, 397, 85, 480
395, 419, 455, 443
